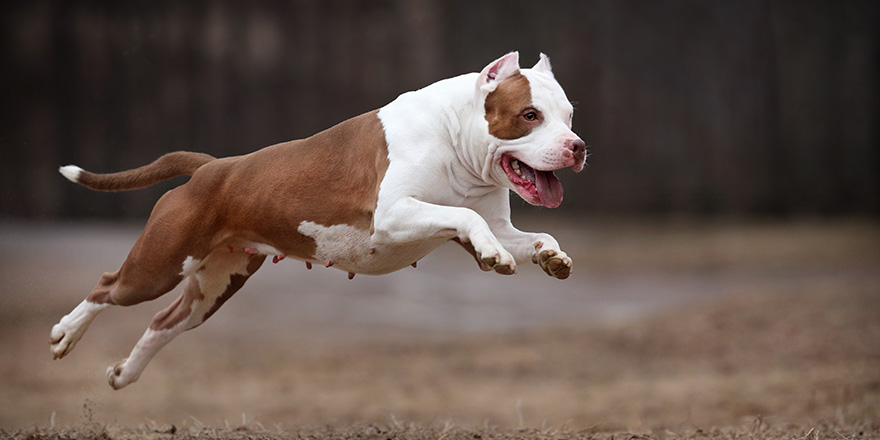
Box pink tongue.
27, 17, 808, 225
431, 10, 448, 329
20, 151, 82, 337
534, 170, 564, 208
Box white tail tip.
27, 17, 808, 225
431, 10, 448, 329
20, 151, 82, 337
59, 165, 83, 183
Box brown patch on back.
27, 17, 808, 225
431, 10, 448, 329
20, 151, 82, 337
198, 109, 390, 260
484, 72, 534, 140
78, 110, 389, 314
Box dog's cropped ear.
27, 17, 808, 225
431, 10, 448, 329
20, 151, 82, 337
532, 53, 553, 76
477, 52, 520, 94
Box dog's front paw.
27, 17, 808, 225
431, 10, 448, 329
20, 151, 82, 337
467, 235, 516, 275
533, 242, 571, 279
479, 250, 516, 275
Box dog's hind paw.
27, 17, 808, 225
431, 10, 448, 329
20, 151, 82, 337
107, 358, 135, 390
49, 321, 87, 360
49, 301, 107, 360
49, 325, 75, 359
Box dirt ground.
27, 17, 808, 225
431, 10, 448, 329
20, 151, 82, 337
1, 217, 878, 439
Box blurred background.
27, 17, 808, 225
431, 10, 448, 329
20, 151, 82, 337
1, 0, 879, 433
1, 0, 878, 219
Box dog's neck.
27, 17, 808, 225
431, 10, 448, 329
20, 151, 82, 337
450, 86, 514, 195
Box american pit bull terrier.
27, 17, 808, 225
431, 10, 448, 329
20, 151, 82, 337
51, 52, 587, 389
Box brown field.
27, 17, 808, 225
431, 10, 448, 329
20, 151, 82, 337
1, 218, 878, 439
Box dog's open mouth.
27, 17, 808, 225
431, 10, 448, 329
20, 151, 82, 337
500, 154, 564, 208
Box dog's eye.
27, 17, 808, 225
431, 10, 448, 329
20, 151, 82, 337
523, 111, 538, 121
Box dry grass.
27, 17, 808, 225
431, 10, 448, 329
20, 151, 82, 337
1, 218, 878, 439
4, 418, 879, 439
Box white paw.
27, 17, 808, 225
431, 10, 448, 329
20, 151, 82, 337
470, 234, 516, 275
107, 358, 136, 390
49, 301, 107, 360
49, 322, 84, 360
532, 242, 572, 279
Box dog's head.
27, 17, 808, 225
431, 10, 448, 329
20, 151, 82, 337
476, 52, 586, 208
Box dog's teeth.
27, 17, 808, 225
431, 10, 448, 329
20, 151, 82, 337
511, 160, 524, 176
511, 160, 523, 176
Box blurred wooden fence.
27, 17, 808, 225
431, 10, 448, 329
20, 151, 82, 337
1, 1, 877, 218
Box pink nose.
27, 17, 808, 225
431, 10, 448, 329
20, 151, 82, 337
560, 137, 587, 172
565, 138, 587, 162
566, 138, 586, 155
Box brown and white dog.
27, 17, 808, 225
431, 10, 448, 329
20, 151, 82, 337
51, 52, 587, 389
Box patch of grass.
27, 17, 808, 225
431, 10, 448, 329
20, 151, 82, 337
3, 220, 878, 435
4, 418, 878, 440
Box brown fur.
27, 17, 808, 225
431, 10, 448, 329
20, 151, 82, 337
75, 151, 216, 191
484, 72, 535, 140
77, 110, 388, 315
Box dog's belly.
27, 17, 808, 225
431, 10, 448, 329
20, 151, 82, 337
294, 221, 444, 275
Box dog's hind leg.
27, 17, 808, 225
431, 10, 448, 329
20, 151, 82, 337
106, 250, 265, 389
50, 188, 206, 360
49, 296, 110, 360
48, 250, 188, 360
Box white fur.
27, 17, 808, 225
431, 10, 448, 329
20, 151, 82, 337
298, 221, 371, 264
532, 53, 553, 75
50, 300, 109, 359
180, 256, 202, 276
297, 220, 441, 275
194, 251, 251, 295
108, 317, 192, 389
58, 165, 83, 183
372, 52, 579, 271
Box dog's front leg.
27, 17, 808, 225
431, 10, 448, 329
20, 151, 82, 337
372, 197, 517, 274
488, 220, 572, 280
467, 189, 572, 279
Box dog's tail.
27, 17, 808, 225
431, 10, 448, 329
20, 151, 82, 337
59, 151, 216, 192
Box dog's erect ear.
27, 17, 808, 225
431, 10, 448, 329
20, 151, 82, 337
532, 53, 553, 76
477, 52, 520, 94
